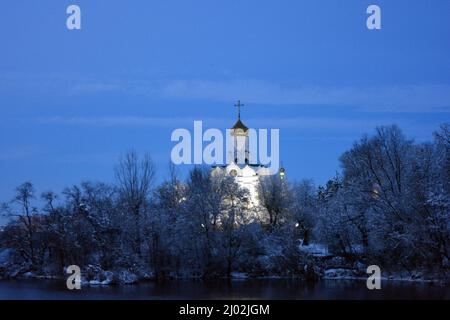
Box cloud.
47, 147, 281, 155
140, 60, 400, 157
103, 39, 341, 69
36, 116, 184, 127
37, 115, 368, 130
63, 78, 450, 113
34, 115, 435, 140
159, 80, 450, 113
2, 72, 449, 112
248, 116, 383, 130
33, 115, 239, 129
70, 83, 125, 95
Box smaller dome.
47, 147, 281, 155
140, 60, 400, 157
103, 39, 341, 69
226, 162, 241, 176
231, 119, 248, 132
211, 166, 223, 177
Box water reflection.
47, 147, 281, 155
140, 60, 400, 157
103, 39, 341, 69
0, 279, 448, 300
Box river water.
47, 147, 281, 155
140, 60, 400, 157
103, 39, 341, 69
0, 278, 448, 300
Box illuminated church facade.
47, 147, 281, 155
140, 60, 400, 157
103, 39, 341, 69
211, 101, 285, 210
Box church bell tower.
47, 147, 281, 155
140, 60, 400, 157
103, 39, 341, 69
230, 100, 250, 164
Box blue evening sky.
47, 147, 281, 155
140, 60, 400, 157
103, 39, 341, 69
0, 1, 449, 218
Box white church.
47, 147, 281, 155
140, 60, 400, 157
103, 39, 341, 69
211, 101, 285, 209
